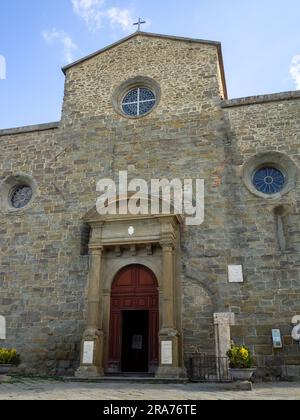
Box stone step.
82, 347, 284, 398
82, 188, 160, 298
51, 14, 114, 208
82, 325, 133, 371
63, 376, 189, 385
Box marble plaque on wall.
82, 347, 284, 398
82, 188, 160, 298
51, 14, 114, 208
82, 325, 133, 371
0, 316, 5, 340
228, 265, 244, 283
83, 341, 94, 365
161, 341, 173, 365
132, 335, 143, 350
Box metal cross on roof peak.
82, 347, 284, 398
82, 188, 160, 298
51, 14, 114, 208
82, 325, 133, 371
133, 18, 146, 32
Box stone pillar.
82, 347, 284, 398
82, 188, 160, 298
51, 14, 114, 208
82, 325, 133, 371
214, 312, 235, 359
0, 316, 6, 340
161, 244, 175, 330
76, 247, 104, 378
214, 313, 235, 381
156, 243, 185, 379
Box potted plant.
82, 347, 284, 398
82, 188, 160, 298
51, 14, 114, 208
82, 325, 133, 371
227, 345, 256, 381
0, 348, 20, 375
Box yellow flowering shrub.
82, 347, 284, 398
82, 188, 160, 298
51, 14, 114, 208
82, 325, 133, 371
0, 348, 20, 365
227, 345, 254, 369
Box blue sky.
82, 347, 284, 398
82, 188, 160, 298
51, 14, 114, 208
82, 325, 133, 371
0, 0, 300, 129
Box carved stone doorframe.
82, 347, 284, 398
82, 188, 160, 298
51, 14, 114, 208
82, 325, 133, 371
76, 206, 186, 379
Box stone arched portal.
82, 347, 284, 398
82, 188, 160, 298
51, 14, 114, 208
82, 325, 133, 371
108, 265, 159, 374
76, 204, 186, 379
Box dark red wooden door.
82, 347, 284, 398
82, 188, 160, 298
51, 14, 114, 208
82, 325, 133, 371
108, 265, 159, 373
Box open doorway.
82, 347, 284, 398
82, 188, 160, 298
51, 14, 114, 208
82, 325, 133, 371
108, 265, 159, 374
121, 310, 149, 373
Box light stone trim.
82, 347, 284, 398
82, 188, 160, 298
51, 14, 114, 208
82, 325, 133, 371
77, 204, 186, 379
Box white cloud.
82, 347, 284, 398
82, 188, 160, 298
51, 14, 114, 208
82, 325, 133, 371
290, 55, 300, 90
0, 55, 6, 80
71, 0, 134, 32
72, 0, 105, 30
106, 7, 133, 32
42, 29, 78, 64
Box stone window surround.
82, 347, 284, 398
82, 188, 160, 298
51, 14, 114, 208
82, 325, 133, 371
0, 173, 37, 213
242, 152, 298, 200
121, 87, 156, 117
112, 76, 161, 119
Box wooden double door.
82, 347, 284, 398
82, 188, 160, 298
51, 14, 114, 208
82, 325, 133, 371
108, 265, 159, 374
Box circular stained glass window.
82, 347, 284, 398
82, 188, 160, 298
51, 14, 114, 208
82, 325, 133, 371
122, 87, 156, 117
10, 185, 33, 209
253, 167, 285, 195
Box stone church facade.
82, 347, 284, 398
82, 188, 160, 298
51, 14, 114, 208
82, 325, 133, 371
0, 32, 299, 379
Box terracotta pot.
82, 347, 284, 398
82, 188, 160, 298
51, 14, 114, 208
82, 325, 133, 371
0, 365, 13, 375
229, 368, 256, 381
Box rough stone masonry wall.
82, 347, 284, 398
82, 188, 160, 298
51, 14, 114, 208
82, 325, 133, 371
222, 94, 300, 380
0, 35, 229, 375
61, 35, 230, 367
0, 126, 89, 375
1, 33, 298, 379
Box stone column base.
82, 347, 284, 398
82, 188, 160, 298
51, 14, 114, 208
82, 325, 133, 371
156, 366, 187, 379
75, 365, 104, 378
156, 330, 187, 379
77, 328, 105, 378
0, 375, 11, 383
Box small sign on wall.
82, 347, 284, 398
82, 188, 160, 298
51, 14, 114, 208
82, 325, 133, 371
161, 341, 173, 365
272, 329, 283, 349
83, 341, 94, 365
132, 335, 143, 350
228, 265, 244, 283
0, 316, 5, 340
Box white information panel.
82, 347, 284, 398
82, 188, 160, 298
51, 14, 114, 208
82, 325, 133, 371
272, 329, 283, 348
228, 265, 244, 283
161, 341, 173, 365
83, 341, 94, 365
132, 335, 143, 350
0, 316, 5, 340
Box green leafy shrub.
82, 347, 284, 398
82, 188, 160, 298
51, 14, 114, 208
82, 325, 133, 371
227, 345, 254, 369
0, 348, 20, 365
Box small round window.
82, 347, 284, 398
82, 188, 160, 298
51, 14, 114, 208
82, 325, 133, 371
253, 167, 285, 195
10, 185, 33, 209
122, 87, 156, 117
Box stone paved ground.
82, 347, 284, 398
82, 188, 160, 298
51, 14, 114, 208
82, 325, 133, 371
0, 378, 299, 400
